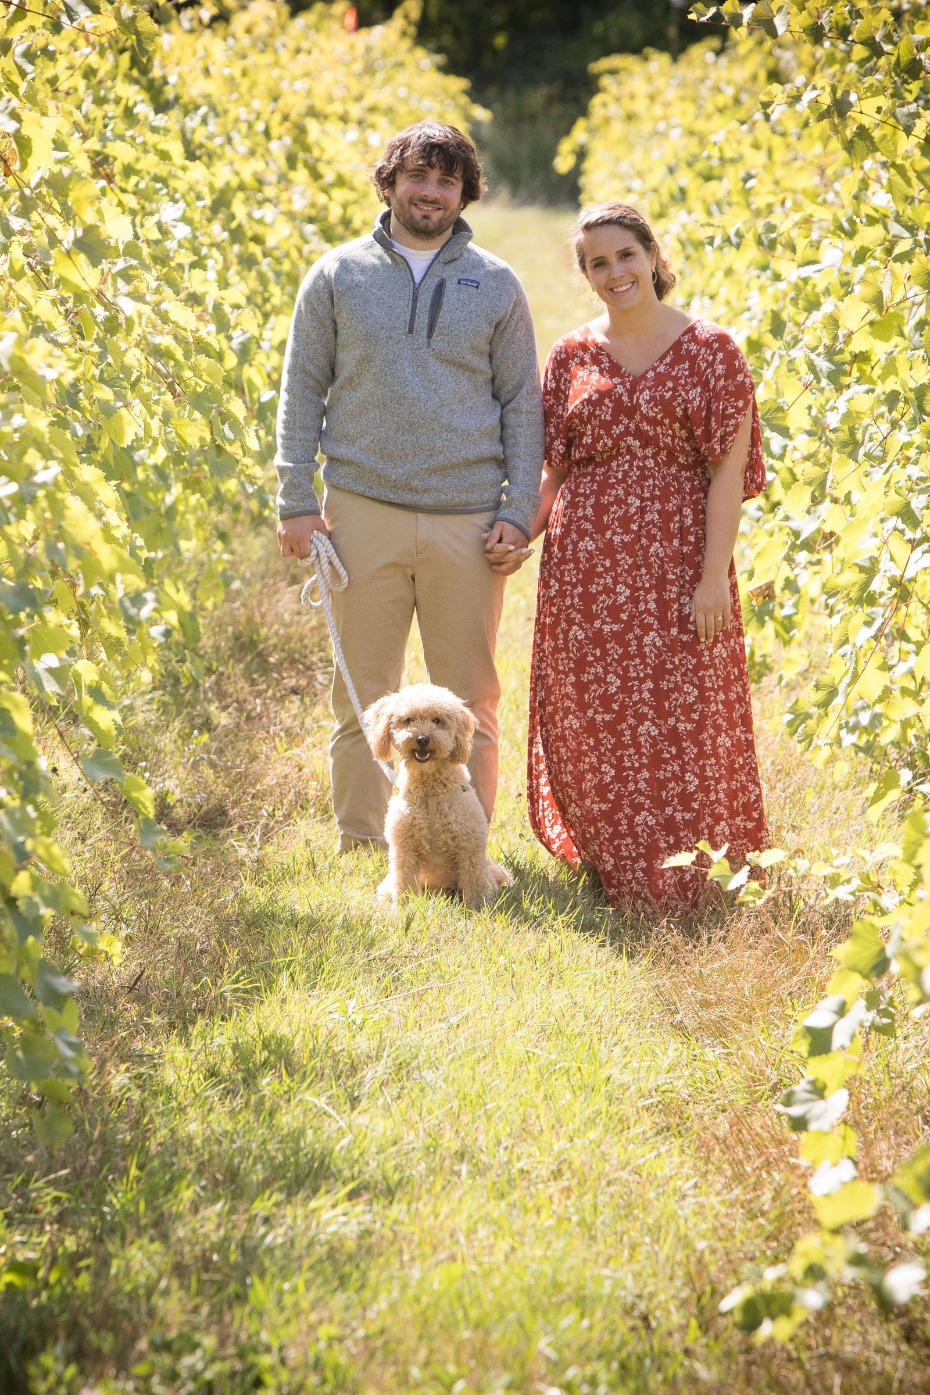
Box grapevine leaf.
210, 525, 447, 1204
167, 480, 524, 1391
80, 749, 124, 783
811, 1180, 882, 1229
876, 1261, 926, 1310
777, 1081, 849, 1133
0, 973, 36, 1020
31, 1103, 74, 1149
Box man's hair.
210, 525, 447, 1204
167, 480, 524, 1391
571, 202, 677, 302
371, 122, 484, 208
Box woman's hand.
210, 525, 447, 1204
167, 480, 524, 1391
694, 406, 752, 643
691, 573, 731, 644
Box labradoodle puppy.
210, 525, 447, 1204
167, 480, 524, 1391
363, 683, 512, 909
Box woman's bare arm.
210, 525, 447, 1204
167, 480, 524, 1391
530, 464, 568, 541
691, 407, 752, 644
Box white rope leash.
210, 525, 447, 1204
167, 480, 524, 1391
299, 532, 398, 788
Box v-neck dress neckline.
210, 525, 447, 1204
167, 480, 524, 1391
582, 318, 701, 382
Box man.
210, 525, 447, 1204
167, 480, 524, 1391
276, 121, 544, 850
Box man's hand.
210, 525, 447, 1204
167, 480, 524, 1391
277, 513, 329, 560
483, 520, 534, 576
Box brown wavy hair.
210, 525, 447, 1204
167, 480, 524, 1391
570, 202, 676, 302
371, 122, 484, 208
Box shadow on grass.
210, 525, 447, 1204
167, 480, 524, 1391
495, 852, 754, 957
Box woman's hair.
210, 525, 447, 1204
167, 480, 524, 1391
371, 122, 484, 208
570, 202, 676, 302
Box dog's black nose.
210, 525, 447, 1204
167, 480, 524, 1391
416, 734, 430, 748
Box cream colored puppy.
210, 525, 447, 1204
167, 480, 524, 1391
364, 683, 512, 908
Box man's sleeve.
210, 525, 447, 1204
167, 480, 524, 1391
489, 278, 545, 539
274, 259, 337, 520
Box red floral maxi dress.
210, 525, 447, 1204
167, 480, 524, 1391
527, 320, 770, 909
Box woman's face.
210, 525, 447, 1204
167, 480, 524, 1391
580, 225, 657, 311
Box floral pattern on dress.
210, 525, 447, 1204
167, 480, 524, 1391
527, 319, 769, 909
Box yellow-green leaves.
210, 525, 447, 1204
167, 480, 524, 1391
105, 406, 140, 447
0, 0, 477, 1144
811, 1179, 882, 1230
14, 111, 59, 178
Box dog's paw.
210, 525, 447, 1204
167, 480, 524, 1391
462, 888, 496, 910
461, 875, 502, 911
487, 860, 512, 889
376, 874, 399, 902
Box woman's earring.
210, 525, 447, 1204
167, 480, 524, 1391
651, 267, 658, 284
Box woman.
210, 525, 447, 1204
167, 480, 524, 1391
527, 203, 769, 909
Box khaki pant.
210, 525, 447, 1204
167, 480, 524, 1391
323, 485, 506, 850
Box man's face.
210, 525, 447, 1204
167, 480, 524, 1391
387, 161, 465, 245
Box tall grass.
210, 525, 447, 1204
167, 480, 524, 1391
2, 206, 928, 1394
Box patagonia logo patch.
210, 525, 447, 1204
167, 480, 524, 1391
458, 277, 480, 288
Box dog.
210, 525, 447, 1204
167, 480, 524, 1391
363, 683, 512, 909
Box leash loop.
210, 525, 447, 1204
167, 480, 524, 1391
299, 532, 398, 789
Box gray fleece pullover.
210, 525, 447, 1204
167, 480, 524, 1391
275, 211, 544, 539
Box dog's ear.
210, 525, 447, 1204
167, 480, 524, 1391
363, 694, 396, 762
450, 702, 477, 764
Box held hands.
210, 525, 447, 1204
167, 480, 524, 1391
483, 520, 534, 576
691, 572, 731, 644
277, 513, 329, 560
278, 515, 533, 574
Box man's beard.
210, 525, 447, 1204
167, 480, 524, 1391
390, 194, 461, 242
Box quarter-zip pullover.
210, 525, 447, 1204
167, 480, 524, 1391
275, 210, 544, 538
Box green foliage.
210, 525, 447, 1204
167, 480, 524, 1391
566, 0, 930, 1336
0, 0, 475, 1136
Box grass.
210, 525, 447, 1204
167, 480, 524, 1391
2, 204, 929, 1394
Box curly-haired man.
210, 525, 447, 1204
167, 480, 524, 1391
276, 121, 544, 850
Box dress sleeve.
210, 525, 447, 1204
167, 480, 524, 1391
690, 329, 766, 500
542, 340, 573, 474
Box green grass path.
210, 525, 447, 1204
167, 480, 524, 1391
2, 206, 923, 1395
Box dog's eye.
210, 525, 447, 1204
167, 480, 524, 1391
432, 717, 443, 726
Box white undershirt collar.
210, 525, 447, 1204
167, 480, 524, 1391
391, 238, 439, 285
